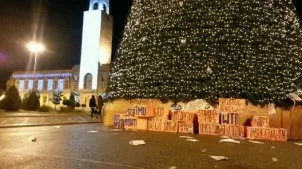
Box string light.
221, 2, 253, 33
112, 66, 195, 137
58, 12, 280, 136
107, 0, 302, 106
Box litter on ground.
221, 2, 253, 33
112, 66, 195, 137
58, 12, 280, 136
129, 140, 146, 146
219, 138, 240, 144
210, 155, 228, 161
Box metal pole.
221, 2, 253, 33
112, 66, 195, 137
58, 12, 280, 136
34, 52, 38, 74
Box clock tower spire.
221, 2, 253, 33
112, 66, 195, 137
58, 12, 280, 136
79, 0, 113, 93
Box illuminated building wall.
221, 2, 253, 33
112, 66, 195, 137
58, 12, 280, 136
79, 0, 113, 90
6, 65, 81, 107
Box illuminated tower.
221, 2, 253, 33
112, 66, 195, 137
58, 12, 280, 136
79, 0, 113, 91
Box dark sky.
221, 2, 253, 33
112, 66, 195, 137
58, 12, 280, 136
0, 0, 301, 89
0, 0, 133, 89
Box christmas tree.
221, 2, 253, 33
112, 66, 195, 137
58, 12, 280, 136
108, 0, 302, 105
51, 90, 63, 110
1, 85, 21, 111
69, 91, 80, 108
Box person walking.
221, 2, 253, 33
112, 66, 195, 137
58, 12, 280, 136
89, 95, 97, 118
97, 95, 104, 120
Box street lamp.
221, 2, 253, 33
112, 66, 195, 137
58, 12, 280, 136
27, 41, 45, 73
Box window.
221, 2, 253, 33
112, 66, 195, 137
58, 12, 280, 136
47, 79, 53, 91
58, 79, 64, 91
28, 80, 33, 90
19, 80, 25, 91
84, 73, 93, 90
38, 80, 43, 91
64, 80, 69, 89
93, 2, 99, 10
74, 80, 79, 90
43, 80, 48, 90
103, 4, 107, 12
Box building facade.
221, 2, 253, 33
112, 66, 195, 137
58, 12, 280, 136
6, 65, 92, 107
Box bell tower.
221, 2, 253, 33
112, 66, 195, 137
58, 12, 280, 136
79, 0, 113, 91
89, 0, 109, 14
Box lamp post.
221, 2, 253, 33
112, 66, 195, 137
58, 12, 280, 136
27, 41, 45, 73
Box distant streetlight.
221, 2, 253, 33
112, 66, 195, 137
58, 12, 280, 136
26, 41, 45, 73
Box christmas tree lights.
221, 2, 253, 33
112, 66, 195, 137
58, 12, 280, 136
107, 0, 302, 105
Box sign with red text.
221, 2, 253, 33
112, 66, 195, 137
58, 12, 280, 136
162, 120, 178, 133
198, 110, 219, 124
220, 113, 239, 125
153, 107, 166, 118
199, 123, 244, 138
247, 127, 287, 141
251, 116, 269, 128
178, 123, 193, 134
219, 98, 246, 113
113, 114, 123, 129
147, 118, 162, 131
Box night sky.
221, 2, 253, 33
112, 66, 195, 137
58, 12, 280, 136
0, 0, 301, 90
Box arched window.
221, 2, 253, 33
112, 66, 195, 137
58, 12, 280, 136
103, 4, 107, 12
93, 2, 99, 10
84, 73, 93, 90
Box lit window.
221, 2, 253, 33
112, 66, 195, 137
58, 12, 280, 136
58, 79, 64, 91
28, 80, 33, 90
84, 73, 93, 90
74, 81, 79, 90
38, 80, 43, 91
64, 80, 69, 89
47, 79, 53, 90
19, 80, 25, 91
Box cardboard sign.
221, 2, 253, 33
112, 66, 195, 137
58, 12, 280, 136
136, 118, 148, 130
184, 99, 213, 112
219, 98, 246, 113
220, 113, 239, 125
147, 118, 162, 131
199, 123, 244, 138
178, 123, 193, 134
184, 112, 195, 123
247, 127, 287, 141
171, 111, 185, 122
127, 106, 152, 117
113, 114, 123, 129
268, 103, 276, 115
153, 107, 167, 119
162, 120, 178, 133
198, 110, 219, 124
251, 116, 269, 128
123, 116, 137, 129
172, 111, 195, 122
